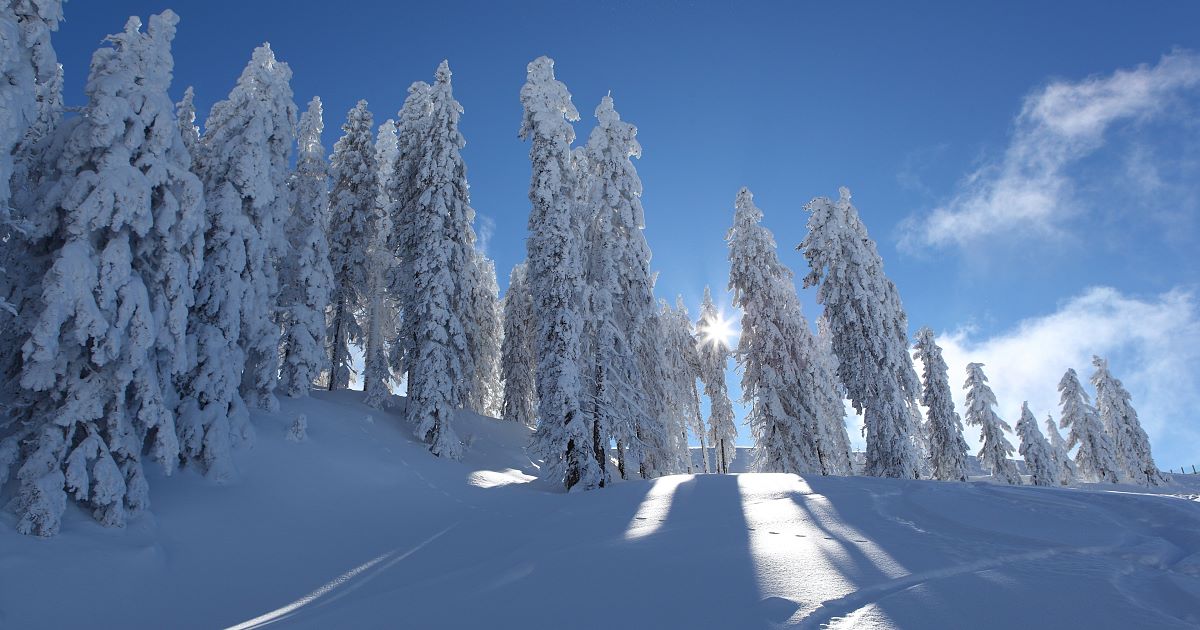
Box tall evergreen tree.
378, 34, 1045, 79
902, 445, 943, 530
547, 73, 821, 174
815, 316, 853, 475
1091, 356, 1165, 486
657, 299, 698, 473
1016, 402, 1058, 487
1059, 368, 1121, 484
520, 56, 601, 490
580, 94, 656, 480
362, 119, 398, 409
178, 43, 295, 478
278, 96, 333, 398
10, 12, 203, 535
175, 85, 199, 161
326, 100, 377, 391
963, 363, 1021, 485
728, 188, 823, 474
500, 262, 538, 426
696, 286, 737, 474
405, 60, 475, 459
1044, 413, 1075, 485
387, 81, 431, 385
800, 187, 920, 479
912, 327, 970, 481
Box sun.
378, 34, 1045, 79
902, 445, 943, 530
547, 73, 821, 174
700, 311, 737, 349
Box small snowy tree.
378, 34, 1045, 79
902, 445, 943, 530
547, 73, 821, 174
800, 188, 920, 479
912, 327, 970, 481
520, 56, 601, 489
500, 263, 538, 426
278, 96, 333, 398
962, 363, 1021, 484
175, 85, 199, 161
728, 188, 824, 474
1015, 402, 1058, 487
179, 42, 296, 477
1059, 368, 1121, 484
1044, 414, 1075, 485
1091, 356, 1165, 486
327, 100, 377, 391
12, 12, 203, 535
463, 254, 503, 416
696, 286, 737, 474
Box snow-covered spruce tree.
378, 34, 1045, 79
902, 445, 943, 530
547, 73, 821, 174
580, 94, 660, 479
696, 286, 737, 474
326, 100, 377, 391
962, 363, 1021, 484
387, 81, 431, 384
520, 56, 602, 489
800, 187, 920, 479
1015, 402, 1058, 487
728, 188, 823, 474
500, 262, 538, 426
815, 315, 853, 475
1091, 356, 1165, 486
912, 327, 970, 481
175, 85, 199, 162
178, 43, 296, 477
278, 96, 333, 398
0, 0, 64, 409
11, 12, 204, 535
657, 299, 698, 473
362, 119, 399, 409
405, 60, 478, 459
1044, 413, 1076, 485
1059, 368, 1121, 483
464, 254, 502, 416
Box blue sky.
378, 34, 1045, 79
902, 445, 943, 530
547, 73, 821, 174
53, 1, 1200, 469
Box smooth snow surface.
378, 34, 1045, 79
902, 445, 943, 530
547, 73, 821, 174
2, 391, 1199, 629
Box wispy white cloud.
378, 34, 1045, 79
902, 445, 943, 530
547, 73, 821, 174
926, 286, 1200, 470
901, 50, 1200, 251
475, 212, 496, 255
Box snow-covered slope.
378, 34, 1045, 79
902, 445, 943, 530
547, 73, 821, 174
2, 392, 1198, 629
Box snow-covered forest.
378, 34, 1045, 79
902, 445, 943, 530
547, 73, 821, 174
0, 3, 1176, 537
3, 5, 1200, 629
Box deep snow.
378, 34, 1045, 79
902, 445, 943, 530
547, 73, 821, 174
2, 391, 1198, 629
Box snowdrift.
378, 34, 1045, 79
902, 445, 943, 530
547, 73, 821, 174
2, 391, 1198, 629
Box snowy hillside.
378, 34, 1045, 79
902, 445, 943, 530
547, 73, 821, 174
3, 393, 1198, 629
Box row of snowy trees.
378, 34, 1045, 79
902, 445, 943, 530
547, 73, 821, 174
0, 6, 507, 535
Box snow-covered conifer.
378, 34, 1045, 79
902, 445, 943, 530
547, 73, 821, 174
1044, 414, 1075, 485
962, 363, 1021, 484
656, 299, 698, 473
1091, 356, 1165, 486
912, 327, 970, 481
178, 43, 296, 477
286, 414, 307, 442
362, 119, 399, 408
1059, 368, 1121, 483
12, 12, 203, 535
520, 56, 601, 489
464, 254, 503, 416
1015, 402, 1058, 487
387, 81, 431, 383
327, 100, 377, 391
500, 263, 538, 426
728, 188, 824, 474
278, 96, 333, 398
814, 316, 853, 475
800, 187, 920, 479
405, 60, 476, 459
696, 286, 737, 474
580, 94, 658, 479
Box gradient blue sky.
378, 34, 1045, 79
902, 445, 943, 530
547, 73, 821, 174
53, 1, 1200, 469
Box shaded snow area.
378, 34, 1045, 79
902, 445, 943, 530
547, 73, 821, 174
3, 392, 1199, 629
